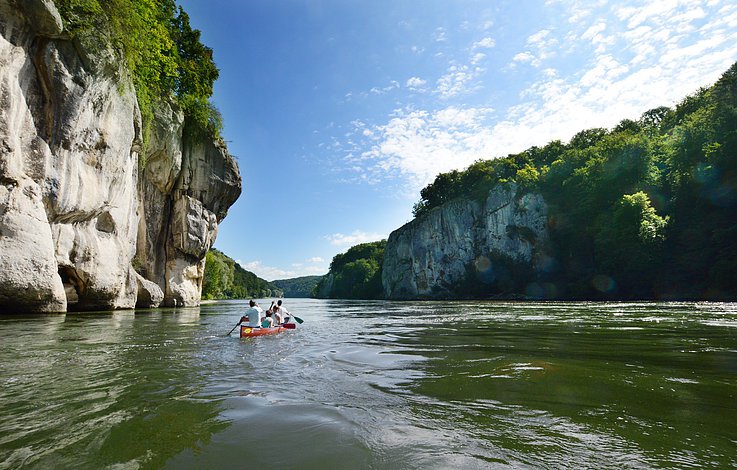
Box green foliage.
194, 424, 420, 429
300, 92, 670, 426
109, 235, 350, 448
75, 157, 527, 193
55, 0, 103, 31
202, 249, 280, 300
54, 0, 222, 151
202, 250, 229, 299
410, 61, 737, 299
515, 164, 541, 191
594, 192, 668, 295
181, 95, 223, 138
272, 276, 324, 298
315, 241, 386, 299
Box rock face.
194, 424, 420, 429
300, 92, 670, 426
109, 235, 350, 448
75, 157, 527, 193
314, 273, 334, 299
0, 0, 240, 312
382, 185, 549, 299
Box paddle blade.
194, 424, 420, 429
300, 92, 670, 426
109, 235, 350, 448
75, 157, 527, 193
282, 323, 297, 329
292, 315, 304, 324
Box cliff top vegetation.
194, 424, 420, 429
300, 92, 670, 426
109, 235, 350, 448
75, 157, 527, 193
55, 0, 222, 149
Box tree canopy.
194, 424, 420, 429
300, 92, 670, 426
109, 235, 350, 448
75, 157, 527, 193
313, 241, 386, 299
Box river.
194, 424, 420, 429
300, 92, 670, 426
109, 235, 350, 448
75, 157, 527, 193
0, 300, 735, 469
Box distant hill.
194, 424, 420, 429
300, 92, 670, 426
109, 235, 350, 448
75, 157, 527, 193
272, 275, 324, 298
202, 249, 282, 299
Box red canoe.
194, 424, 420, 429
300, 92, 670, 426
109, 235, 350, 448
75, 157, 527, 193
240, 323, 296, 338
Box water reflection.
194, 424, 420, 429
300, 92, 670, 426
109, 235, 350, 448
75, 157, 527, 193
0, 308, 229, 469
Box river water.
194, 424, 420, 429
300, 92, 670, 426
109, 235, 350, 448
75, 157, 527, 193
0, 300, 735, 469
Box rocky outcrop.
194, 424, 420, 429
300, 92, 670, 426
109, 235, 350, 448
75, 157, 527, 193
136, 103, 240, 307
0, 0, 240, 312
382, 185, 549, 299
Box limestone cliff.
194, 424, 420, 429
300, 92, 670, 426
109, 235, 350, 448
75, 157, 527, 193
0, 0, 240, 312
382, 185, 549, 299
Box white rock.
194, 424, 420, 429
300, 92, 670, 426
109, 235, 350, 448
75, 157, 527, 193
0, 1, 241, 312
382, 185, 549, 299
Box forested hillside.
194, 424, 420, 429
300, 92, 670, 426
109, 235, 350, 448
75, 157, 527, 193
272, 276, 323, 298
313, 241, 386, 299
405, 62, 737, 299
202, 249, 281, 300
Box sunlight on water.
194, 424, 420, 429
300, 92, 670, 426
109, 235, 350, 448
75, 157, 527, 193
1, 300, 735, 468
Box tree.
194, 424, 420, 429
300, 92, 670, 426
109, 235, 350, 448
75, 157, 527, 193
595, 192, 668, 296
639, 106, 671, 132
202, 249, 279, 299
569, 128, 608, 150
202, 250, 230, 299
318, 240, 386, 299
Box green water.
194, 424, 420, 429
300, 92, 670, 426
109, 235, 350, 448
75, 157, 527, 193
0, 300, 735, 469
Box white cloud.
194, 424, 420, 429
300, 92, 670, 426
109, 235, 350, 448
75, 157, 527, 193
473, 37, 496, 49
509, 29, 560, 68
238, 260, 296, 281
471, 52, 486, 65
324, 230, 385, 246
513, 51, 536, 64
581, 21, 606, 40
356, 106, 496, 188
302, 265, 328, 275
527, 29, 552, 46
307, 257, 324, 263
435, 65, 484, 98
616, 0, 682, 28
434, 27, 448, 42
428, 33, 498, 97
370, 80, 400, 95
499, 0, 737, 151
406, 76, 428, 90
238, 260, 327, 281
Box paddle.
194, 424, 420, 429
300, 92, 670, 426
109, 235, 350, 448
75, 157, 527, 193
289, 314, 304, 324
226, 321, 242, 336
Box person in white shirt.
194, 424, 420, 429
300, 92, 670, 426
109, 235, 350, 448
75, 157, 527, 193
274, 299, 290, 324
240, 300, 263, 327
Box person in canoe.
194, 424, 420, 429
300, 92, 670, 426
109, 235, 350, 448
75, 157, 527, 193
261, 301, 277, 327
240, 300, 263, 328
274, 299, 290, 323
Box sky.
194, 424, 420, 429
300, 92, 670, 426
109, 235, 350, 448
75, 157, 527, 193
176, 0, 737, 281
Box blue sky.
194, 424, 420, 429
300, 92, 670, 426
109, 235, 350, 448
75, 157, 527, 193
177, 0, 737, 280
